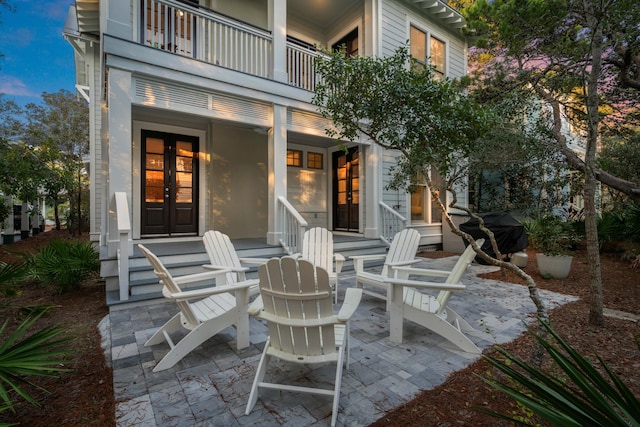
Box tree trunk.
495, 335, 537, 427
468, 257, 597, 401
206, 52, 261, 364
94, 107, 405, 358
584, 1, 604, 326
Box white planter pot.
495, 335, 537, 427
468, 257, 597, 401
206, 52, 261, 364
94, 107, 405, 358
536, 253, 573, 279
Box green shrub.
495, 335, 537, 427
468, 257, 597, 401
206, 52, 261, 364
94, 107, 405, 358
477, 320, 640, 426
0, 262, 29, 296
27, 240, 99, 293
0, 315, 71, 415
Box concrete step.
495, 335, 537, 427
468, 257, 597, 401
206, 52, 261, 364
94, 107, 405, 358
104, 235, 388, 306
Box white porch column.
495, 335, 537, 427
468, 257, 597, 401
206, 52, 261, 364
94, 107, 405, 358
364, 143, 381, 239
268, 0, 288, 83
267, 104, 287, 245
106, 68, 133, 257
2, 195, 14, 244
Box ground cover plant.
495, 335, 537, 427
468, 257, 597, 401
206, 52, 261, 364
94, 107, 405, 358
0, 229, 638, 426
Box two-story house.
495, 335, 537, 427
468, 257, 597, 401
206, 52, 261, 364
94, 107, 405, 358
63, 0, 468, 302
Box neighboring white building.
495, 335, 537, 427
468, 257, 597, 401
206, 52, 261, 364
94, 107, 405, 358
63, 0, 468, 274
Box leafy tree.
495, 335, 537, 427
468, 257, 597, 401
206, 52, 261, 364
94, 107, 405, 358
23, 90, 89, 235
313, 46, 552, 365
462, 0, 640, 326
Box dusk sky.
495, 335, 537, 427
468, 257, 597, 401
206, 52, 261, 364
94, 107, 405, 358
0, 0, 77, 107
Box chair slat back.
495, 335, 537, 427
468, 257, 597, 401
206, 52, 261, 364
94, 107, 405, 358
301, 227, 334, 273
435, 239, 484, 314
138, 244, 199, 325
203, 230, 242, 284
258, 257, 335, 357
381, 229, 421, 277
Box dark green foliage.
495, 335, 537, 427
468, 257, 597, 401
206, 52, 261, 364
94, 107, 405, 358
0, 262, 29, 297
26, 240, 99, 293
525, 216, 579, 256
0, 315, 71, 413
478, 320, 640, 426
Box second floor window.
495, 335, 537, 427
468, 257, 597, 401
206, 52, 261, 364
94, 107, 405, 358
410, 25, 446, 80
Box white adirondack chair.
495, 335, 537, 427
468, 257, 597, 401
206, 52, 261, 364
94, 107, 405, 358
245, 257, 362, 427
202, 230, 269, 289
350, 228, 421, 305
138, 244, 259, 372
385, 239, 485, 354
299, 227, 345, 303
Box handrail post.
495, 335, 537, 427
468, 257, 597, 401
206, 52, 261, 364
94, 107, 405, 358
277, 196, 308, 255
379, 201, 407, 245
114, 192, 131, 301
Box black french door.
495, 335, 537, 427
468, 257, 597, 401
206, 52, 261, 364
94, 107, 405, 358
141, 130, 198, 236
333, 147, 359, 231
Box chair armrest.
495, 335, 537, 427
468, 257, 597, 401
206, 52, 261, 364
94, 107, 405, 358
386, 259, 423, 268
384, 277, 466, 292
334, 253, 345, 274
173, 269, 233, 285
350, 254, 386, 261
239, 257, 271, 265
350, 254, 386, 272
168, 279, 259, 301
202, 264, 249, 273
337, 288, 363, 321
392, 266, 451, 279
248, 295, 263, 316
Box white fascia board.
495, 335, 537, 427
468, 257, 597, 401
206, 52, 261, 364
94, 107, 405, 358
103, 35, 320, 113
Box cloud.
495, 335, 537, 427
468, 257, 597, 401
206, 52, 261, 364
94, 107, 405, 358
0, 75, 38, 97
2, 27, 34, 48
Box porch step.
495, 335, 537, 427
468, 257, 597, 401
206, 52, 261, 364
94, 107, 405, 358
103, 235, 388, 306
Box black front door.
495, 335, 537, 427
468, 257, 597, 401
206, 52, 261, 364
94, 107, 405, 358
141, 130, 198, 236
333, 147, 359, 231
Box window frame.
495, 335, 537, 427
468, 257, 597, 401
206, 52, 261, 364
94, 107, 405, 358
307, 151, 324, 170
409, 23, 448, 79
286, 149, 303, 167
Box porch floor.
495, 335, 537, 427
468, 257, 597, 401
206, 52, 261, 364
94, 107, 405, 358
103, 256, 578, 426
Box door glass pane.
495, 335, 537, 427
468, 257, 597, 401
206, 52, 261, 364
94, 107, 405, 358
176, 156, 192, 172
176, 172, 192, 187
145, 187, 164, 203
175, 187, 192, 203
146, 137, 164, 154
176, 141, 193, 157
146, 170, 164, 187
146, 154, 164, 170
411, 188, 425, 221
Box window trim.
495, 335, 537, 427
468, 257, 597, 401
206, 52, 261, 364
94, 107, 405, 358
408, 22, 449, 79
307, 151, 324, 170
286, 149, 303, 167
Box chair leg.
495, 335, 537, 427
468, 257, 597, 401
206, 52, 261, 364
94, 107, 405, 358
152, 311, 236, 372
144, 313, 182, 346
331, 346, 346, 427
246, 339, 271, 415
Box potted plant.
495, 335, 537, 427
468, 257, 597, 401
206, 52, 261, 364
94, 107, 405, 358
525, 215, 578, 279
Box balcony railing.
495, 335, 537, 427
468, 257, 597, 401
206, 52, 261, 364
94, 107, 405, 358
141, 0, 272, 79
139, 0, 325, 91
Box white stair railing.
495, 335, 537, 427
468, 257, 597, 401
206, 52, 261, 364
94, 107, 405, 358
277, 196, 308, 255
114, 192, 131, 301
379, 201, 407, 245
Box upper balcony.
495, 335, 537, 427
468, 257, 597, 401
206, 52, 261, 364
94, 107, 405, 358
71, 0, 465, 93
138, 0, 341, 92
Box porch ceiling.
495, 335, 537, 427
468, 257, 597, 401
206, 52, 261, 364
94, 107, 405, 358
288, 0, 361, 31
287, 0, 465, 31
